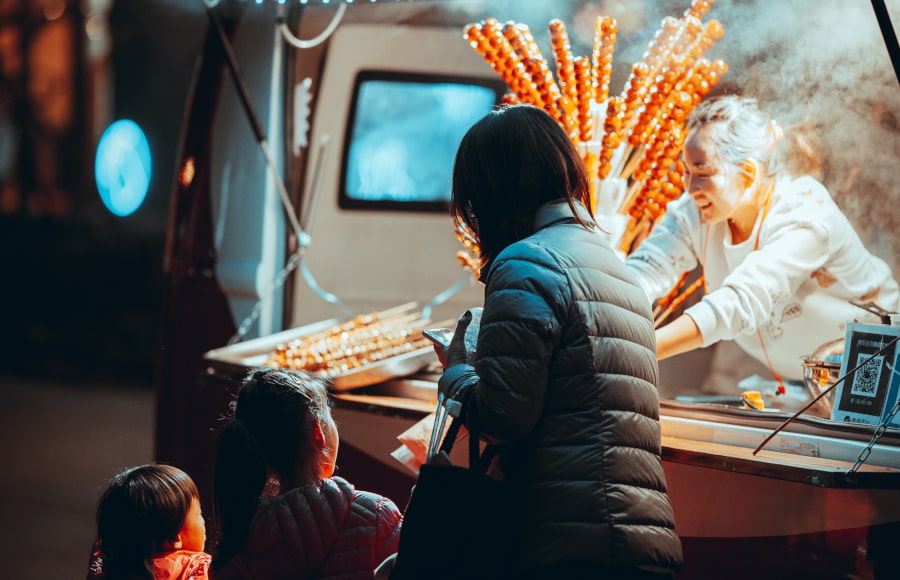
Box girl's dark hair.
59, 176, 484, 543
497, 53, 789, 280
450, 103, 593, 267
96, 464, 198, 579
212, 368, 332, 567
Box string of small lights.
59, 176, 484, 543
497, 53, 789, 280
204, 0, 430, 6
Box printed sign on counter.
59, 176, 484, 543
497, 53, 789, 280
831, 322, 900, 427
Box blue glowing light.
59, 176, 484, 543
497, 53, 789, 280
94, 119, 152, 217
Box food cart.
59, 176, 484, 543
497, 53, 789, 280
156, 1, 900, 577
199, 309, 900, 578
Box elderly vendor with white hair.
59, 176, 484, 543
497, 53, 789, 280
625, 94, 899, 386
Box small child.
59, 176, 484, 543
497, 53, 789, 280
90, 463, 211, 580
211, 368, 402, 579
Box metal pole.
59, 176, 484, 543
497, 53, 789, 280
871, 0, 900, 87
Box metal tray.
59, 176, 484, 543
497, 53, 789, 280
329, 347, 437, 391
203, 316, 438, 392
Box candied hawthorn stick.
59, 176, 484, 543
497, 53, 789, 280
599, 96, 624, 180
637, 89, 693, 153
618, 146, 644, 184
464, 23, 512, 88
618, 61, 652, 142
630, 151, 684, 222
704, 58, 728, 96
626, 123, 686, 220
689, 19, 724, 60
480, 18, 541, 106
662, 20, 724, 99
517, 22, 542, 60
642, 172, 682, 220
456, 251, 482, 279
549, 19, 578, 135
685, 0, 716, 21
629, 17, 703, 146
455, 219, 483, 278
653, 271, 690, 318
511, 24, 566, 123
620, 177, 645, 216
592, 16, 618, 105
638, 16, 680, 71
617, 213, 653, 254
574, 56, 595, 142
656, 16, 701, 66
523, 55, 565, 123
621, 124, 679, 215
503, 22, 550, 110
655, 276, 705, 328
463, 21, 489, 54
549, 19, 577, 106
628, 19, 726, 175
582, 150, 600, 210
622, 14, 685, 132
465, 20, 525, 103
670, 15, 704, 57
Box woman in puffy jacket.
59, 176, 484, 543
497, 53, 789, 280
436, 103, 683, 579
210, 368, 401, 579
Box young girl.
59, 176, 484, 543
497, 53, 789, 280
91, 464, 210, 579
211, 367, 402, 579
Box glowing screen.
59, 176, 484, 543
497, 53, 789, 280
95, 119, 152, 217
340, 71, 504, 212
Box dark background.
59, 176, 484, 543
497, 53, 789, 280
0, 2, 204, 576
0, 0, 205, 387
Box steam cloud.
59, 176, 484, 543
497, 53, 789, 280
456, 0, 900, 272
710, 0, 900, 271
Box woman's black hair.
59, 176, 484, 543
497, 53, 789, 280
212, 367, 332, 567
95, 464, 198, 579
450, 103, 593, 267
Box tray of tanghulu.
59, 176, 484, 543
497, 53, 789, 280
458, 0, 726, 329
203, 302, 449, 392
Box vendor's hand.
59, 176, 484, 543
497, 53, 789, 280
439, 310, 474, 369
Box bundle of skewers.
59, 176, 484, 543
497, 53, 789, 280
264, 303, 433, 376
460, 0, 727, 328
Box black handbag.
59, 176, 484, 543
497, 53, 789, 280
389, 391, 514, 580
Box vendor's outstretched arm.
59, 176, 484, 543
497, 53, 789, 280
656, 314, 704, 360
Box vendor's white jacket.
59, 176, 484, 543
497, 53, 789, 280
626, 175, 900, 381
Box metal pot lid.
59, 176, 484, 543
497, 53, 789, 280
803, 337, 845, 365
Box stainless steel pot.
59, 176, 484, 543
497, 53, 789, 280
800, 337, 845, 418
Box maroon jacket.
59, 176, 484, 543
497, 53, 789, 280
212, 476, 402, 580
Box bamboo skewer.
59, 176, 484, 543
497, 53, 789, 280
619, 146, 645, 182
655, 276, 705, 328
654, 272, 690, 318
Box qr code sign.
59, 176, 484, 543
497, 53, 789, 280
851, 353, 884, 397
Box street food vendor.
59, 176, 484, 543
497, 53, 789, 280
625, 94, 900, 383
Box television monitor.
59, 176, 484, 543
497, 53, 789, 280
339, 70, 507, 212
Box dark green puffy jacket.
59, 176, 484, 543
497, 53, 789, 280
439, 199, 683, 575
